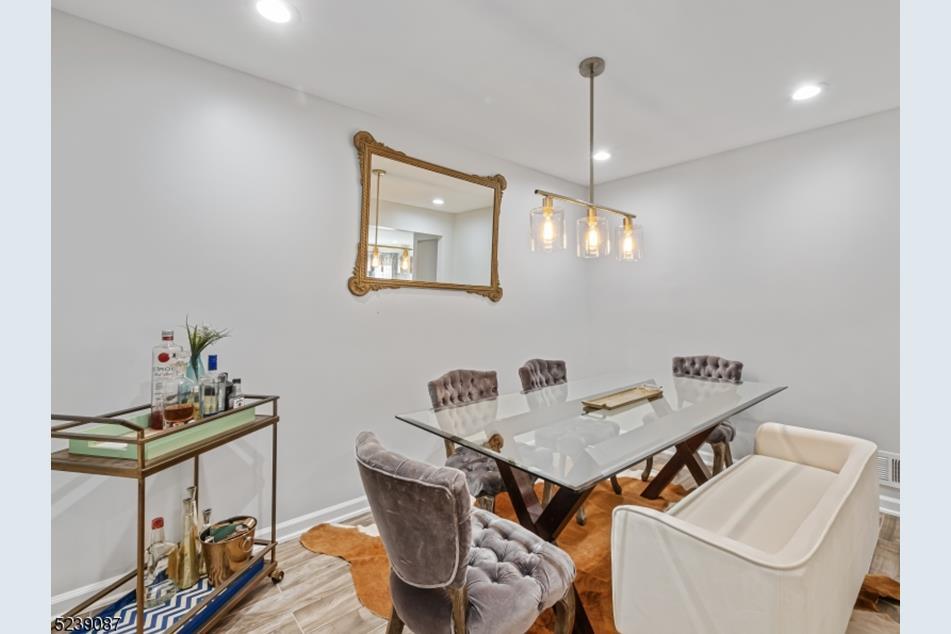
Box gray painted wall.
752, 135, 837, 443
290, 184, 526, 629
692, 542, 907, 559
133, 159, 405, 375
589, 110, 899, 453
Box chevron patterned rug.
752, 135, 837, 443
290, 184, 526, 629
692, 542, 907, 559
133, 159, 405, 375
80, 558, 264, 634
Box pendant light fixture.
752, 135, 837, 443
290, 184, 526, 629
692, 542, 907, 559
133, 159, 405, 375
531, 57, 640, 261
400, 247, 412, 273
370, 168, 385, 270
615, 216, 642, 261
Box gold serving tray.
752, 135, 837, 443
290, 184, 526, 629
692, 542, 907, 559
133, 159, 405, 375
582, 385, 663, 410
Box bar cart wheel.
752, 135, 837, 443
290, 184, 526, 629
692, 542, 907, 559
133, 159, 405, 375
270, 568, 285, 584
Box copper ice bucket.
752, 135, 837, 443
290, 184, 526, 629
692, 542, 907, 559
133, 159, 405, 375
201, 516, 256, 586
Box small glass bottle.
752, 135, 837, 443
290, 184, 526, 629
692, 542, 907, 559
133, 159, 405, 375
217, 372, 231, 412
144, 517, 177, 607
228, 378, 245, 409
199, 355, 221, 418
206, 354, 220, 380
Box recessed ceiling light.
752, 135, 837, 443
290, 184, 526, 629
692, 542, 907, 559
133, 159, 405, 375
256, 0, 295, 24
592, 150, 611, 161
791, 83, 824, 101
432, 198, 445, 206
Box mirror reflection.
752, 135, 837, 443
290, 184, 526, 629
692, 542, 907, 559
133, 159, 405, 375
367, 155, 495, 286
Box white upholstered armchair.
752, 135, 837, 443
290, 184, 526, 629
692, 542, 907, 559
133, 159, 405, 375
612, 422, 879, 634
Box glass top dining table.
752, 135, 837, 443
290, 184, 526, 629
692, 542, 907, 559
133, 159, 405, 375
396, 371, 787, 492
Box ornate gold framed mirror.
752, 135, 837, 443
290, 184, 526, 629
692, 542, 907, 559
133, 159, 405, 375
348, 131, 505, 302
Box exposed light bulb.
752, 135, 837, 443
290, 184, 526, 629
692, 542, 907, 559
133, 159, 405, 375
586, 221, 601, 253
256, 0, 295, 23
371, 246, 381, 269
622, 232, 634, 257
616, 217, 640, 262
542, 217, 555, 243
541, 206, 555, 246
400, 248, 411, 272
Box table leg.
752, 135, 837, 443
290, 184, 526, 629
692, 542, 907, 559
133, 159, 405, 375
494, 461, 596, 634
641, 426, 716, 500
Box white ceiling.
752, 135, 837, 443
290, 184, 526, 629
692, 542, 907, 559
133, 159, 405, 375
373, 156, 494, 214
52, 0, 899, 185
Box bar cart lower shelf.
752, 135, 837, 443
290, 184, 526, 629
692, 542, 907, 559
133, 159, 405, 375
51, 395, 283, 634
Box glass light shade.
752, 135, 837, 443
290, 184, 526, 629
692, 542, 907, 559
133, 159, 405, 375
370, 246, 381, 269
615, 219, 643, 262
399, 248, 412, 273
576, 213, 610, 258
529, 205, 566, 251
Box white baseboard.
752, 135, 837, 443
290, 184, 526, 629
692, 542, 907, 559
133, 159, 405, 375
51, 494, 369, 618
879, 493, 900, 517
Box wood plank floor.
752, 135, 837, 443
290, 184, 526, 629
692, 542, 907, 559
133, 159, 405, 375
216, 510, 899, 633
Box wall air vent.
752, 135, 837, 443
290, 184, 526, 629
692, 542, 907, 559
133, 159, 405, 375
876, 451, 900, 488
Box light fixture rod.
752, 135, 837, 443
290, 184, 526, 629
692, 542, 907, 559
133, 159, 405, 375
534, 189, 636, 219
368, 242, 413, 251
589, 70, 594, 206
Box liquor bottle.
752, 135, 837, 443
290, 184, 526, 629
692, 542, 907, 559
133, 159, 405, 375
174, 498, 200, 589
228, 378, 245, 410
186, 486, 205, 576
162, 355, 196, 426
199, 355, 220, 418
143, 517, 177, 607
217, 372, 231, 412
150, 330, 183, 430
200, 508, 212, 574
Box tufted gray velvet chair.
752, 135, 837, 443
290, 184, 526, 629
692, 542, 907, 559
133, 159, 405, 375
518, 359, 568, 392
428, 370, 505, 511
641, 355, 743, 480
517, 360, 623, 526
672, 355, 744, 383
355, 432, 577, 634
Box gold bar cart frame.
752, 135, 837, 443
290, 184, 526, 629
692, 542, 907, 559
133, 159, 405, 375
51, 395, 283, 634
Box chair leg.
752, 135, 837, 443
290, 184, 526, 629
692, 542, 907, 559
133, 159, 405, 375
449, 586, 468, 634
724, 441, 734, 467
641, 456, 653, 481
712, 442, 726, 475
385, 607, 405, 634
610, 475, 623, 495
575, 504, 586, 526
553, 589, 576, 634
542, 481, 553, 506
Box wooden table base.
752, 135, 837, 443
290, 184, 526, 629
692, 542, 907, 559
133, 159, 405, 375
641, 425, 716, 499
494, 424, 720, 633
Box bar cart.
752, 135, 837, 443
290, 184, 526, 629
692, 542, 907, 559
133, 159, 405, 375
51, 395, 283, 634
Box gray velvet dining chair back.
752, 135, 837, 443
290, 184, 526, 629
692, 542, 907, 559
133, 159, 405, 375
642, 355, 744, 481
518, 359, 568, 392
672, 355, 744, 383
517, 358, 621, 525
426, 369, 505, 511
355, 432, 577, 634
427, 369, 499, 410
355, 431, 470, 589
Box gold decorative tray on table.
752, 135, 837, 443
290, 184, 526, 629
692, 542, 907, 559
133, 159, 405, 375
582, 384, 664, 411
